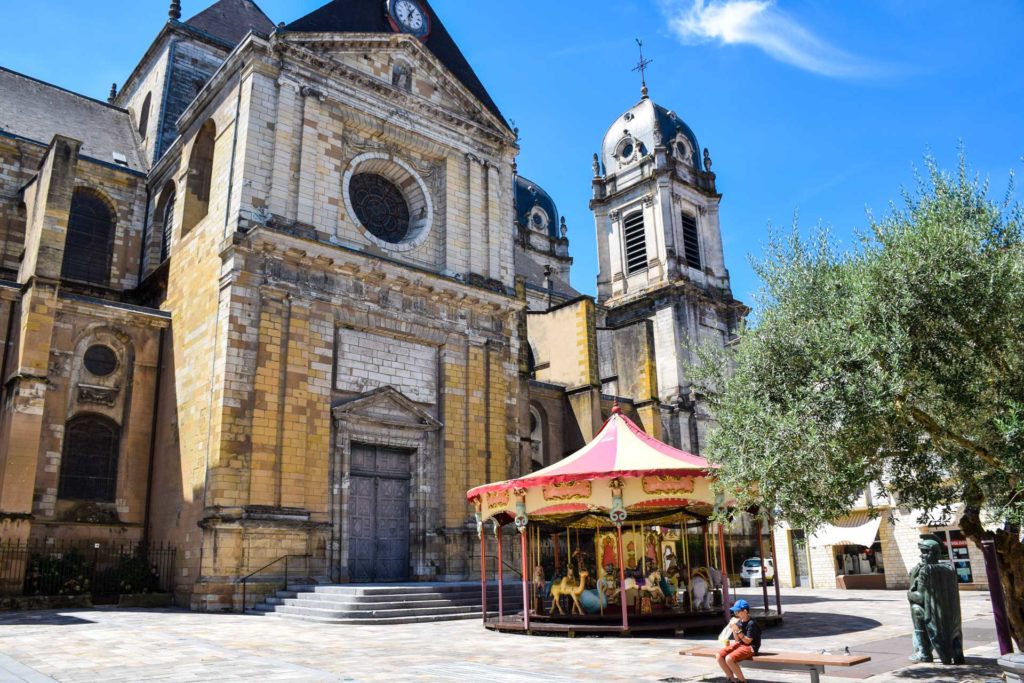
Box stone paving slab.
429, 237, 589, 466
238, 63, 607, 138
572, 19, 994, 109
0, 588, 1003, 683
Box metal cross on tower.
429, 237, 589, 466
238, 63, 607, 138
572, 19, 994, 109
633, 38, 654, 99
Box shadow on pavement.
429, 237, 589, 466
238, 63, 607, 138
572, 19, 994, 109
0, 612, 95, 626
768, 611, 883, 637
887, 656, 1001, 681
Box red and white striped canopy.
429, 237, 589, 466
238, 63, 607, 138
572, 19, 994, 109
467, 407, 713, 500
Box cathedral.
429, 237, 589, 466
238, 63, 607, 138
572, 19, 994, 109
0, 0, 744, 609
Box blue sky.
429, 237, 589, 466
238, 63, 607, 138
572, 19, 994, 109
3, 1, 1022, 305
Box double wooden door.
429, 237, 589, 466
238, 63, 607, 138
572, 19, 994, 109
348, 444, 411, 582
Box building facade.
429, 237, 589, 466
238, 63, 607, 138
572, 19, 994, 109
0, 0, 745, 610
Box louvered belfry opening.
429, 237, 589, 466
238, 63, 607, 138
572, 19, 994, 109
681, 212, 702, 270
58, 415, 121, 502
623, 210, 648, 275
61, 189, 115, 286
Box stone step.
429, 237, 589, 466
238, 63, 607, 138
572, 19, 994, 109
280, 589, 521, 604
279, 595, 522, 611
271, 603, 481, 620
268, 610, 505, 625
252, 582, 525, 623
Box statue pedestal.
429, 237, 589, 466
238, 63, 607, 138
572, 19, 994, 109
999, 653, 1024, 682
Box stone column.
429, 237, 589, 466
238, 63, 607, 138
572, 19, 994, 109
0, 136, 80, 543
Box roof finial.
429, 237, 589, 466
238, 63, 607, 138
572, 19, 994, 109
108, 83, 118, 104
612, 399, 621, 414
633, 38, 653, 99
169, 0, 181, 21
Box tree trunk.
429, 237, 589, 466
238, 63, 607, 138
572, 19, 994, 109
962, 508, 1024, 650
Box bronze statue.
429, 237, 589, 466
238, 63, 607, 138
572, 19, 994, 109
907, 535, 965, 665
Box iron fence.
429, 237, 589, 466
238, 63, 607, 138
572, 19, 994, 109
0, 539, 175, 603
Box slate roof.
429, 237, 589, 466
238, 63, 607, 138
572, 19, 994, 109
285, 0, 508, 128
0, 67, 146, 172
515, 175, 560, 239
185, 0, 275, 46
515, 250, 581, 300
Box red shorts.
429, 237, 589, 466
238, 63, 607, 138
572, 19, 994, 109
719, 641, 755, 662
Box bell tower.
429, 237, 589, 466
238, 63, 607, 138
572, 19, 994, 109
589, 66, 746, 453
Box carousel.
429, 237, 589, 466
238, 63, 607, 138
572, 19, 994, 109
466, 405, 783, 635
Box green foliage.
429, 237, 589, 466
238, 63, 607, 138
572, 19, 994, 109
24, 550, 92, 596
693, 154, 1024, 532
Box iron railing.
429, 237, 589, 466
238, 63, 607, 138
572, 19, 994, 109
237, 554, 327, 613
0, 540, 175, 603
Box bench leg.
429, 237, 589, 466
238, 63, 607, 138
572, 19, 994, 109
809, 666, 823, 683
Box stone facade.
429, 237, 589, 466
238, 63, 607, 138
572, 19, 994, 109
772, 503, 991, 591
0, 0, 750, 612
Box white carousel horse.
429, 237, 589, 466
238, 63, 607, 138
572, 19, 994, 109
690, 566, 722, 610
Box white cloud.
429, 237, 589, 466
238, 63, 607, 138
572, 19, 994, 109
663, 0, 874, 78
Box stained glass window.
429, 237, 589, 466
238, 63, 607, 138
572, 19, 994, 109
349, 173, 411, 244
58, 416, 120, 502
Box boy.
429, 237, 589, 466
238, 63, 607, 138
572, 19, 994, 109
716, 599, 762, 683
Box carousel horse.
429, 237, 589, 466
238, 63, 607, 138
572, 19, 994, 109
690, 566, 723, 610
655, 569, 680, 605
532, 564, 546, 611
690, 568, 711, 610
643, 569, 666, 603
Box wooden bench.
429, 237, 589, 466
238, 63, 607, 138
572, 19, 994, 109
680, 646, 870, 683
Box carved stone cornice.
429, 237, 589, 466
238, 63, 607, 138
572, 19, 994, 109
272, 38, 514, 147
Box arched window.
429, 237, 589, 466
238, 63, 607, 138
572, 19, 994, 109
622, 210, 647, 275
61, 189, 115, 285
181, 119, 216, 235
58, 415, 120, 502
138, 93, 152, 138
151, 182, 177, 264
529, 405, 546, 470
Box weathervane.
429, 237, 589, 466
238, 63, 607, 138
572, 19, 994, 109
633, 38, 653, 99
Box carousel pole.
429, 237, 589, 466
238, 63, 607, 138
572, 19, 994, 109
480, 518, 488, 624
495, 522, 504, 620
717, 522, 730, 620
640, 523, 646, 575
756, 511, 770, 613
553, 529, 560, 575
609, 477, 629, 633
520, 525, 530, 631
616, 524, 629, 632
767, 512, 783, 617
703, 523, 711, 567
513, 489, 530, 633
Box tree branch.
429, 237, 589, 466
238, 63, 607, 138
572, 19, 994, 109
895, 396, 1018, 487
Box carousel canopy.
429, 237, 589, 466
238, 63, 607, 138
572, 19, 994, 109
468, 407, 722, 527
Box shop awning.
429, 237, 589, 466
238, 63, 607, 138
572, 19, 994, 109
810, 512, 882, 548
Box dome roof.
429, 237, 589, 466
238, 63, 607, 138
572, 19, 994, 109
601, 97, 702, 174
515, 174, 561, 239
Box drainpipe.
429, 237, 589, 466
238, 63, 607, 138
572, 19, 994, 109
222, 74, 244, 239
142, 328, 166, 547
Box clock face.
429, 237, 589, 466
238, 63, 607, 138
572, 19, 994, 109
388, 0, 430, 39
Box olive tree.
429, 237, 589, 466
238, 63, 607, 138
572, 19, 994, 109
694, 157, 1024, 647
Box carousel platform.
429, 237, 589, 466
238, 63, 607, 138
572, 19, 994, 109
485, 607, 782, 636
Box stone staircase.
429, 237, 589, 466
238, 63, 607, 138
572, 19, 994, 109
252, 581, 524, 625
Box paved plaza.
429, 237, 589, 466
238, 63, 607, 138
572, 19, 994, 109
0, 588, 1003, 682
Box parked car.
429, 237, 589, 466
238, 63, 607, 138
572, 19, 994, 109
739, 557, 774, 586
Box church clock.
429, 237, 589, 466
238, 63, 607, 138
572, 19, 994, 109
385, 0, 431, 40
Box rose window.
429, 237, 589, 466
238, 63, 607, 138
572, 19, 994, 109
348, 173, 411, 244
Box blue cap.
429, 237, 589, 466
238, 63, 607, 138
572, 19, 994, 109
730, 599, 751, 613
